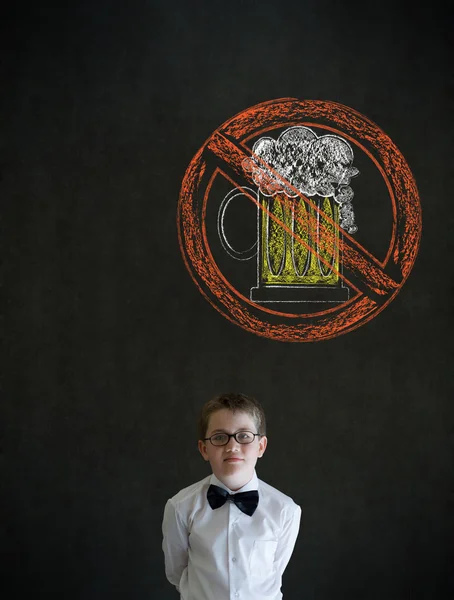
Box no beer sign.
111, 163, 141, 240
177, 99, 422, 342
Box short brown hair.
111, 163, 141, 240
198, 392, 266, 440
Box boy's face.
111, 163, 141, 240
198, 409, 267, 491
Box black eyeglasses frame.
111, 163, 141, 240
203, 431, 263, 446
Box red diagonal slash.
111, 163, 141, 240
207, 131, 400, 299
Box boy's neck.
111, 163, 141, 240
213, 470, 256, 492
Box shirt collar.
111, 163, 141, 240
210, 470, 258, 494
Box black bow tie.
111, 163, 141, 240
207, 484, 259, 516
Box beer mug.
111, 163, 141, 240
218, 186, 350, 304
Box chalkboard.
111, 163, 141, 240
2, 1, 453, 598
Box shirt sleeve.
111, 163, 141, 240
162, 498, 189, 592
274, 502, 302, 576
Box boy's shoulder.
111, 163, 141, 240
168, 474, 212, 507
258, 476, 301, 513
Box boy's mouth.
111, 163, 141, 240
224, 458, 243, 462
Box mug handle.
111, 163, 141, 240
217, 187, 258, 261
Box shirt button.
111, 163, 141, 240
232, 557, 237, 562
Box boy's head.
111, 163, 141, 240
197, 393, 268, 491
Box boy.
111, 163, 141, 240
162, 392, 301, 599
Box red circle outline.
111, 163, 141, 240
177, 99, 422, 342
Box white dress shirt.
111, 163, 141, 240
162, 470, 301, 600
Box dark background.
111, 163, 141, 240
2, 1, 453, 598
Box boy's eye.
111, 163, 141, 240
212, 434, 227, 443
237, 431, 253, 441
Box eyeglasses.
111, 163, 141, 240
204, 431, 262, 446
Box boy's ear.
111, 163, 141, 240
258, 435, 268, 458
198, 440, 209, 461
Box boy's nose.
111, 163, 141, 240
225, 436, 241, 450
